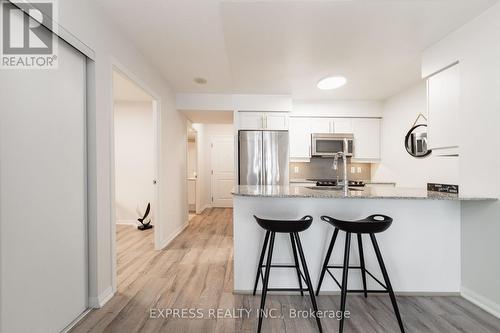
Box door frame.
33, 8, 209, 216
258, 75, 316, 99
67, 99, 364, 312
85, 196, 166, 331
210, 135, 235, 208
109, 59, 162, 293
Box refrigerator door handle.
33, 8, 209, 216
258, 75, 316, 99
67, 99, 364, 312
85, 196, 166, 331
260, 132, 266, 186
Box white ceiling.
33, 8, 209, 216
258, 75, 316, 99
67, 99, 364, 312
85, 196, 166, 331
182, 110, 234, 124
98, 0, 498, 100
113, 70, 153, 102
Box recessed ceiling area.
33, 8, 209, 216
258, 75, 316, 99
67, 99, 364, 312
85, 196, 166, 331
113, 70, 153, 102
181, 110, 234, 124
97, 0, 499, 100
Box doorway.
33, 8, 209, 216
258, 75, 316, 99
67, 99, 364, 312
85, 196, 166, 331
111, 68, 159, 290
187, 126, 198, 220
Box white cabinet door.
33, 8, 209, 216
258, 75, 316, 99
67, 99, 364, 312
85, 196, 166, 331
352, 118, 381, 160
239, 112, 264, 130
333, 118, 353, 133
427, 64, 459, 150
289, 117, 312, 159
266, 113, 289, 130
310, 118, 332, 133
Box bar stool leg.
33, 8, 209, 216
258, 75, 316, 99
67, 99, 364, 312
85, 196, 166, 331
257, 231, 275, 333
357, 234, 368, 298
369, 234, 405, 333
294, 233, 323, 333
289, 233, 304, 296
339, 232, 351, 333
253, 230, 270, 295
316, 228, 339, 296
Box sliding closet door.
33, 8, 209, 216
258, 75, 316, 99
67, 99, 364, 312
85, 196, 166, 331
0, 37, 87, 333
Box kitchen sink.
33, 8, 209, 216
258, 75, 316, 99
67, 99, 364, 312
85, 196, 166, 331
305, 186, 364, 192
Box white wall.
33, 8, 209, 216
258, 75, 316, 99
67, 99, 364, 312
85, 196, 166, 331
371, 82, 459, 187
55, 0, 188, 307
114, 101, 154, 224
176, 93, 292, 112
192, 124, 234, 211
423, 3, 500, 317
292, 100, 383, 117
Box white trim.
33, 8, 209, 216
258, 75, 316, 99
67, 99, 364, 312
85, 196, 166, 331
8, 0, 95, 60
60, 308, 93, 333
234, 290, 461, 296
461, 287, 500, 319
88, 286, 115, 309
157, 221, 189, 250
200, 204, 212, 213
116, 219, 139, 226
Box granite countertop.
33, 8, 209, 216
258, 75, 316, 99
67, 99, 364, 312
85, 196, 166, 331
232, 185, 497, 201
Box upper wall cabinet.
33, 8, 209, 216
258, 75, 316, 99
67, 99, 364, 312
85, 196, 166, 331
289, 116, 380, 162
333, 118, 353, 133
238, 112, 289, 130
310, 118, 333, 133
427, 64, 459, 151
309, 118, 353, 134
352, 118, 381, 161
289, 117, 312, 160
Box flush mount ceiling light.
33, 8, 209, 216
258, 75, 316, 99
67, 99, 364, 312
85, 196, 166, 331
194, 77, 207, 85
317, 76, 347, 90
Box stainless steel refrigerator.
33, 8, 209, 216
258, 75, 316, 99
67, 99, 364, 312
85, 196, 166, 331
238, 130, 289, 185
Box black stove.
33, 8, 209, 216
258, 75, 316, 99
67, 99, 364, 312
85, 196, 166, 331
309, 179, 365, 187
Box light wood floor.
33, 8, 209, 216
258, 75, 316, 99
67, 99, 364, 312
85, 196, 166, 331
72, 208, 500, 333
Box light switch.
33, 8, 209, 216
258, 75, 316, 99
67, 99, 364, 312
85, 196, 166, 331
350, 166, 356, 173
357, 166, 362, 173
294, 166, 299, 174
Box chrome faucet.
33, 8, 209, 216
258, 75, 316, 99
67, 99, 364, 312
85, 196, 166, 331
331, 138, 349, 192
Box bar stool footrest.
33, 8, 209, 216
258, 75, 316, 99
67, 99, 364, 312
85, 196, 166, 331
325, 266, 388, 290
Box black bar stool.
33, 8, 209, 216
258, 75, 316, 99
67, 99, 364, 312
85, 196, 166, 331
253, 215, 322, 333
316, 214, 405, 333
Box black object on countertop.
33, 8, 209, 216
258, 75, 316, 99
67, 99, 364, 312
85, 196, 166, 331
317, 214, 405, 333
253, 215, 322, 333
427, 183, 459, 194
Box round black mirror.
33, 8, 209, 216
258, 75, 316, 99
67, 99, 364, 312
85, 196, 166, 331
404, 124, 432, 158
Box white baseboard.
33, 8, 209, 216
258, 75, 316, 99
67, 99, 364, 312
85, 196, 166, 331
88, 286, 115, 308
60, 308, 93, 333
234, 290, 460, 296
461, 286, 500, 319
116, 219, 138, 226
157, 221, 189, 250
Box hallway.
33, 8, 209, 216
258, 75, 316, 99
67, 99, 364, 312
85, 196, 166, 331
72, 209, 500, 333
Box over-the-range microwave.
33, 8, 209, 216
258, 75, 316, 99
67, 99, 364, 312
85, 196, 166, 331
311, 133, 354, 157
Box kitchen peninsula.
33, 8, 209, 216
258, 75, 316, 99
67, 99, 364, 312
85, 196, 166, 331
232, 185, 496, 294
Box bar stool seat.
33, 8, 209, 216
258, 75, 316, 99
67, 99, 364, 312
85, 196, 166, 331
253, 215, 322, 333
317, 214, 405, 333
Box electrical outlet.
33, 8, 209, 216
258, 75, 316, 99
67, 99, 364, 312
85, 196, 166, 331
294, 166, 299, 174
357, 166, 362, 173
350, 166, 356, 173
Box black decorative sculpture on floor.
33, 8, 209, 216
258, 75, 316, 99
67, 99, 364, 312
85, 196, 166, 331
137, 203, 153, 231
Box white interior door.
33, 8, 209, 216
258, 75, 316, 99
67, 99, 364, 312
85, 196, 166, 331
211, 136, 235, 207
0, 38, 87, 332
